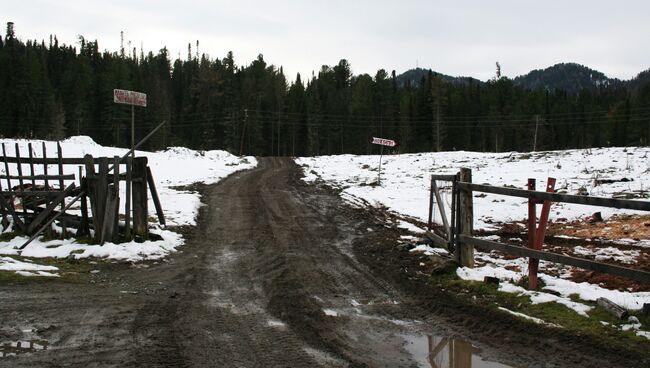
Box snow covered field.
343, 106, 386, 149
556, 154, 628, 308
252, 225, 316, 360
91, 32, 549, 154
297, 147, 650, 336
297, 147, 650, 229
0, 136, 256, 274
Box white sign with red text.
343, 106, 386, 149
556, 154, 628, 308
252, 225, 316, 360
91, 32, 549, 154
371, 137, 397, 147
113, 89, 147, 107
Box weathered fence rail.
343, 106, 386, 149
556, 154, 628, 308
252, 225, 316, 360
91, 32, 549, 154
428, 168, 650, 287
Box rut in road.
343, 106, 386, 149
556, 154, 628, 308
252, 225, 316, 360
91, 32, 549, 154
169, 157, 458, 367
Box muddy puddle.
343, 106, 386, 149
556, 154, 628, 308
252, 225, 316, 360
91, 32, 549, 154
1, 339, 48, 358
403, 334, 515, 368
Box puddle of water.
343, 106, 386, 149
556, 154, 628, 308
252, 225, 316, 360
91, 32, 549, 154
1, 340, 49, 358
402, 334, 515, 368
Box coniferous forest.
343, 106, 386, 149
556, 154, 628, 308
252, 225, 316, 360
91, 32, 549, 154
1, 22, 649, 156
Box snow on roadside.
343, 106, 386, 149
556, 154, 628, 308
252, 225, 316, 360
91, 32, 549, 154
0, 136, 257, 266
0, 256, 59, 277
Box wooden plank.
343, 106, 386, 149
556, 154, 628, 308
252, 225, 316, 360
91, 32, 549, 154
3, 157, 87, 165
78, 166, 90, 237
100, 184, 117, 245
430, 174, 458, 181
124, 156, 132, 239
42, 143, 49, 189
527, 178, 537, 289
28, 143, 35, 188
0, 190, 78, 197
146, 166, 166, 226
449, 178, 457, 249
458, 182, 650, 211
458, 168, 474, 267
428, 177, 435, 230
0, 174, 76, 181
94, 157, 109, 243
84, 155, 98, 238
432, 180, 451, 239
57, 143, 67, 238
19, 191, 84, 249
1, 144, 25, 232
15, 143, 26, 219
27, 183, 76, 234
132, 157, 149, 239
460, 235, 650, 283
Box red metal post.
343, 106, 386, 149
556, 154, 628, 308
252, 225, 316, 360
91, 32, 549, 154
529, 177, 556, 289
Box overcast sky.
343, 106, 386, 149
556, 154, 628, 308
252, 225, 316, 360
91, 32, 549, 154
6, 0, 649, 81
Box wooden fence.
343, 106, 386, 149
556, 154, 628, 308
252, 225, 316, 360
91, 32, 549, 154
427, 169, 650, 286
0, 142, 165, 248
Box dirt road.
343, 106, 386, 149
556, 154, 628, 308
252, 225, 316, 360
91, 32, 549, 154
0, 158, 645, 367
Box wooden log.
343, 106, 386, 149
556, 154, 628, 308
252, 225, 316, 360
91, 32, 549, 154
100, 184, 117, 245
146, 166, 165, 227
94, 157, 109, 243
597, 297, 628, 320
457, 168, 474, 267
132, 157, 149, 239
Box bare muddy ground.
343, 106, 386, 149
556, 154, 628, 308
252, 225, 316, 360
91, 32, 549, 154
0, 157, 646, 367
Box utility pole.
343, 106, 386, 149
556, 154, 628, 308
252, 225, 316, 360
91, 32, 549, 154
239, 108, 248, 156
533, 115, 539, 151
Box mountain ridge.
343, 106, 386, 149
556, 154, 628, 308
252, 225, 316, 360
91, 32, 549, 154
397, 63, 650, 93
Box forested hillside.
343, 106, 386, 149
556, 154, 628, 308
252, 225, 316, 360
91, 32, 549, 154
1, 23, 649, 156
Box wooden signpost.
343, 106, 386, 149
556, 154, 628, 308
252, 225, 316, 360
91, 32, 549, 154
113, 88, 147, 238
371, 137, 397, 185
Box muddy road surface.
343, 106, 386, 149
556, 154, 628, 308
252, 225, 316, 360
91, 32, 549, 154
0, 158, 643, 367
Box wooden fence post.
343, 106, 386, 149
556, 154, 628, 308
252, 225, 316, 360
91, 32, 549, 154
132, 157, 149, 240
527, 178, 538, 289
94, 157, 108, 243
458, 168, 474, 267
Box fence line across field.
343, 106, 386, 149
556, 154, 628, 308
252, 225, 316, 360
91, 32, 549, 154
426, 168, 650, 288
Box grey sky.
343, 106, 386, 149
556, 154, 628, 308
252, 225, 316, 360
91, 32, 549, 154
6, 0, 649, 81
